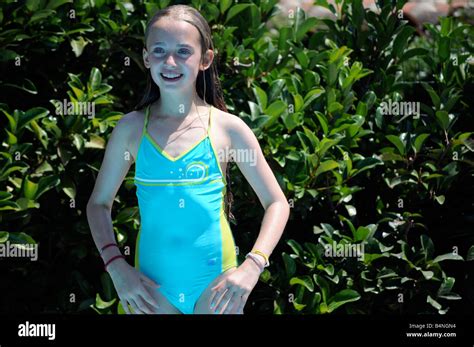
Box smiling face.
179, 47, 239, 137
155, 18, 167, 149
143, 17, 213, 92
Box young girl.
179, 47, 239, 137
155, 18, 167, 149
87, 4, 290, 314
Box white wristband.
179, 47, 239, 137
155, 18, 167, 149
245, 253, 265, 273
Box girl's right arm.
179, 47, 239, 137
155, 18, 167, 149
86, 113, 160, 314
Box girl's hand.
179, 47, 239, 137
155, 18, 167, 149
106, 259, 161, 314
209, 259, 262, 314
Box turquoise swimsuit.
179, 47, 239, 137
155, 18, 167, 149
133, 104, 237, 314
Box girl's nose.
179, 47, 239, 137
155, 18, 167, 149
164, 53, 177, 66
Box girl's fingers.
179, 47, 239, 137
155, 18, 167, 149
134, 295, 153, 314
128, 298, 142, 314
211, 279, 225, 292
223, 291, 242, 314
209, 284, 226, 310
214, 289, 234, 314
138, 287, 160, 311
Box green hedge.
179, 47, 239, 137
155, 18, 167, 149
0, 0, 472, 314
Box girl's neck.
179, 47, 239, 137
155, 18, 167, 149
154, 88, 207, 119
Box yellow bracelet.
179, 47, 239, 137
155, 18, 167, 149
251, 249, 270, 267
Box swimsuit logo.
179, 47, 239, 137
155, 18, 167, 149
182, 161, 208, 182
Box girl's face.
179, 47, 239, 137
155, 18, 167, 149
143, 17, 213, 92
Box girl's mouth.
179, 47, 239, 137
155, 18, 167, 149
160, 73, 184, 82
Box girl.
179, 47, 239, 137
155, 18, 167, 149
87, 4, 290, 314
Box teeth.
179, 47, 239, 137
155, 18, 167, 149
162, 73, 181, 78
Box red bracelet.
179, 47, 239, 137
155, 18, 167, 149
100, 243, 119, 254
104, 255, 125, 271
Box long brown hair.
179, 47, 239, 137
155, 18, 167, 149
135, 4, 235, 224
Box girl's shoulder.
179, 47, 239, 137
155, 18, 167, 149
213, 107, 254, 142
112, 109, 147, 160
212, 106, 246, 133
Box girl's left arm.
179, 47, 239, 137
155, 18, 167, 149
210, 116, 291, 313
230, 116, 290, 262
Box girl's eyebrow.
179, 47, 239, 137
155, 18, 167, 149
153, 41, 193, 48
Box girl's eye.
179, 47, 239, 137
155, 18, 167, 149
153, 48, 191, 55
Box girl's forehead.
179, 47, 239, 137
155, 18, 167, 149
147, 18, 201, 47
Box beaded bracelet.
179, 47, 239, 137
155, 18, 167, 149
100, 243, 119, 255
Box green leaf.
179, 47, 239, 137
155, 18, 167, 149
282, 253, 296, 277
315, 112, 328, 135
287, 239, 304, 257
352, 157, 383, 176
303, 88, 324, 110
386, 135, 406, 155
89, 67, 102, 92
26, 0, 40, 11
219, 0, 232, 14
36, 175, 60, 199
420, 234, 434, 260
115, 207, 138, 224
393, 26, 415, 58
413, 133, 429, 153
5, 128, 17, 145
435, 111, 449, 130
438, 37, 451, 62
85, 134, 105, 149
225, 4, 251, 23
253, 85, 267, 111
70, 36, 89, 57
354, 224, 377, 242
0, 231, 9, 243
423, 83, 440, 110
315, 160, 338, 178
328, 102, 343, 114
467, 246, 474, 261
18, 107, 49, 130
289, 276, 314, 292
438, 277, 455, 297
440, 17, 452, 37
23, 176, 38, 200
400, 48, 429, 63
28, 9, 56, 24
295, 17, 318, 42
431, 253, 464, 263
46, 0, 73, 9
8, 232, 36, 244
435, 195, 445, 205
426, 295, 442, 310
95, 293, 116, 310
314, 274, 330, 304
265, 100, 287, 119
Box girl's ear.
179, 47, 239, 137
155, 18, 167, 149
201, 49, 214, 71
143, 48, 150, 69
